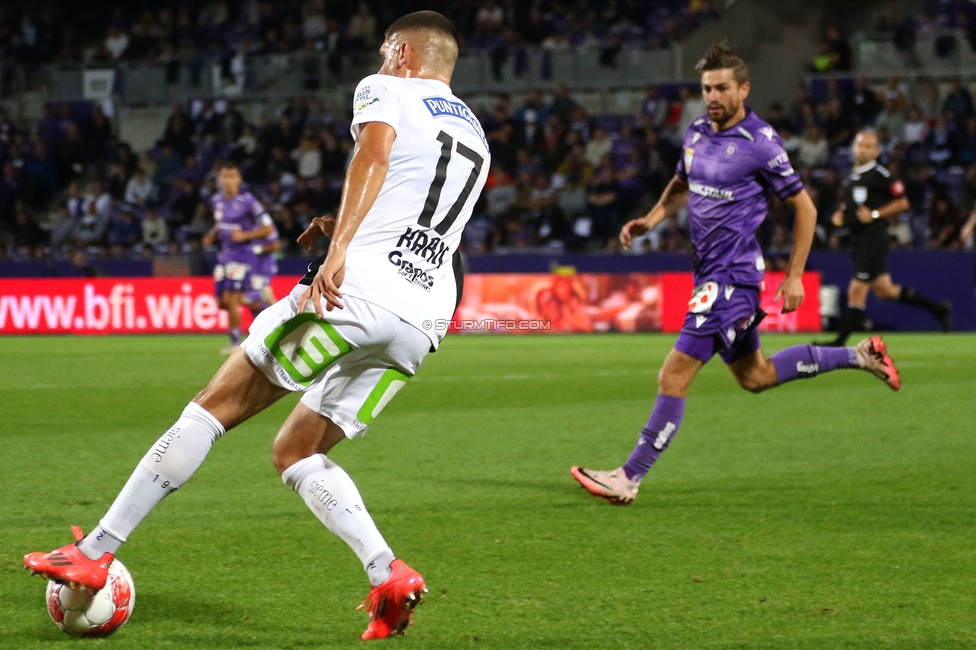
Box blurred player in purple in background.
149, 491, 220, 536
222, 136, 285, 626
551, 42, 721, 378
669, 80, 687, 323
572, 44, 903, 506
202, 162, 276, 354
245, 228, 281, 316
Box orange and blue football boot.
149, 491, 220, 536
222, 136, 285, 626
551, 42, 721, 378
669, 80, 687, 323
24, 526, 113, 590
358, 559, 427, 640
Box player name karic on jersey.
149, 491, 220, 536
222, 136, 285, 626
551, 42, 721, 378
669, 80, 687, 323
387, 226, 451, 292
688, 181, 734, 201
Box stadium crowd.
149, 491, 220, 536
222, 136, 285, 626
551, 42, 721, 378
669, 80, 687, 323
4, 71, 976, 264
0, 0, 719, 69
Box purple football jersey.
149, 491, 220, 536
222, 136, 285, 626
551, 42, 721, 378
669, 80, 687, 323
210, 191, 270, 265
250, 227, 280, 278
675, 109, 803, 288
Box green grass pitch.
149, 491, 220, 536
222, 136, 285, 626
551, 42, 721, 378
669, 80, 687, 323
1, 333, 974, 649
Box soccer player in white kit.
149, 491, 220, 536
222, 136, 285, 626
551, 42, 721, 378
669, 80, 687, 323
25, 11, 488, 641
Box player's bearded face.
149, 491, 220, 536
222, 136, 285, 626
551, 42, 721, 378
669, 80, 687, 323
701, 69, 749, 128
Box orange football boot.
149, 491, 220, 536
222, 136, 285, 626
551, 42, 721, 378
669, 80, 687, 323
24, 526, 113, 590
358, 559, 427, 640
570, 466, 639, 505
855, 335, 901, 391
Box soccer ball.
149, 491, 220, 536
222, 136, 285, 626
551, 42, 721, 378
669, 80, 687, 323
45, 559, 135, 637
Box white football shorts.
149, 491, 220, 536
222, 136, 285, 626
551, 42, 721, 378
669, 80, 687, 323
242, 284, 430, 438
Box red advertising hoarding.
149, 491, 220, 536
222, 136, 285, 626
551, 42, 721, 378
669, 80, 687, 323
0, 272, 820, 335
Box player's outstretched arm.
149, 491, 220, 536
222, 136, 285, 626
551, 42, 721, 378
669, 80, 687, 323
620, 175, 689, 249
301, 121, 396, 316
776, 189, 817, 313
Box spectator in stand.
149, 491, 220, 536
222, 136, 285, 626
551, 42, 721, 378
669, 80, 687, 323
584, 127, 613, 168
104, 25, 129, 60
882, 78, 909, 115
549, 86, 580, 120
956, 117, 976, 166
822, 98, 854, 148
875, 97, 908, 144
72, 199, 109, 246
12, 208, 46, 257
585, 162, 620, 248
943, 80, 974, 123
346, 3, 377, 50
929, 193, 964, 248
825, 26, 851, 71
48, 206, 75, 248
110, 206, 142, 246
844, 77, 882, 127
903, 107, 930, 145
141, 208, 168, 246
83, 180, 111, 221
124, 167, 155, 206
798, 125, 829, 168
292, 132, 322, 180
917, 82, 941, 121
927, 112, 958, 167
642, 86, 668, 128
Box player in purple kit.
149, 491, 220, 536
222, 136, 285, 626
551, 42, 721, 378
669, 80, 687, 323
202, 162, 276, 354
571, 44, 902, 505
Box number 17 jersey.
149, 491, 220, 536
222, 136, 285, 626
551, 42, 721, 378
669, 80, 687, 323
338, 74, 490, 348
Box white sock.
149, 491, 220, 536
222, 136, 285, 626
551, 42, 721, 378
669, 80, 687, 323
78, 402, 225, 560
282, 454, 394, 586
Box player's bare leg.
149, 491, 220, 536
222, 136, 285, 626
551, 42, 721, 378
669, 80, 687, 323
274, 404, 426, 639
220, 290, 246, 354
572, 350, 702, 505
25, 351, 289, 589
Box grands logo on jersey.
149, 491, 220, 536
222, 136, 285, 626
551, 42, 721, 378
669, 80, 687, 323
422, 97, 488, 147
386, 226, 451, 292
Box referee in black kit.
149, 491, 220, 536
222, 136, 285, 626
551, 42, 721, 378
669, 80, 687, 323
824, 130, 950, 346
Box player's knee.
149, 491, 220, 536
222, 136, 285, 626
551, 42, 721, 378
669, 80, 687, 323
733, 366, 774, 394
736, 374, 768, 394
657, 368, 688, 396
271, 434, 303, 475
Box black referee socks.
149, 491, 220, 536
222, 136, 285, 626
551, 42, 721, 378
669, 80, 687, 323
898, 286, 951, 331
898, 286, 940, 313
831, 306, 866, 346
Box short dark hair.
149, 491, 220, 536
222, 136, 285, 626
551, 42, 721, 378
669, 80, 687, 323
695, 43, 749, 85
219, 161, 239, 170
385, 11, 459, 46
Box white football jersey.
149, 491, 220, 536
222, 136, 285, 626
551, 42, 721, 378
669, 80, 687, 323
339, 74, 490, 348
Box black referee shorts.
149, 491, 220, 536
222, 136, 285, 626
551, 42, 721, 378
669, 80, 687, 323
851, 232, 889, 282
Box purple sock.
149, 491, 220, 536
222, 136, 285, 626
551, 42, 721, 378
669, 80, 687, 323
770, 345, 858, 384
229, 327, 241, 345
622, 395, 685, 482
